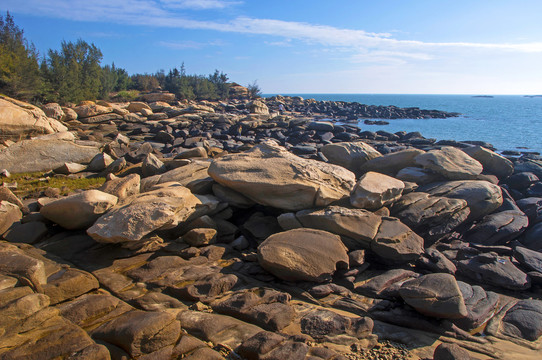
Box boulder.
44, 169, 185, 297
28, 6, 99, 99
391, 192, 470, 241
140, 92, 176, 102
257, 228, 349, 282
300, 308, 373, 339
99, 173, 141, 200
399, 273, 468, 319
73, 103, 113, 118
350, 171, 405, 210
433, 343, 472, 360
360, 148, 425, 176
457, 253, 530, 291
421, 180, 503, 221
61, 107, 78, 121
87, 153, 114, 172
0, 200, 22, 235
248, 100, 269, 115
0, 137, 99, 173
396, 166, 444, 185
0, 95, 67, 138
513, 246, 542, 273
371, 217, 424, 264
87, 183, 201, 243
521, 222, 542, 251
142, 153, 166, 177
53, 162, 87, 175
415, 147, 483, 180
465, 210, 529, 246
500, 299, 542, 341
41, 103, 64, 120
454, 281, 500, 331
208, 142, 356, 211
321, 141, 381, 173
40, 190, 118, 230
462, 146, 514, 179
127, 101, 152, 113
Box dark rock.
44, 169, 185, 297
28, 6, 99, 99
457, 253, 530, 290
514, 246, 542, 273
433, 343, 471, 360
454, 281, 500, 330
465, 210, 529, 246
300, 308, 373, 339
501, 300, 542, 341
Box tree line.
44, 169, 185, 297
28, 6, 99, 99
0, 12, 261, 104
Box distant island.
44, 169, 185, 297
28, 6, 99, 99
524, 95, 542, 98
471, 95, 494, 98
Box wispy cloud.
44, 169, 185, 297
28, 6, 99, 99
160, 0, 242, 10
3, 0, 542, 60
159, 39, 227, 49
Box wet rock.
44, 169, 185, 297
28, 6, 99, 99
40, 190, 118, 230
399, 273, 468, 319
457, 253, 530, 290
321, 141, 381, 173
415, 147, 483, 180
350, 171, 405, 210
465, 210, 529, 246
208, 142, 355, 211
257, 228, 349, 283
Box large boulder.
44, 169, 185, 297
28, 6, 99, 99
0, 95, 67, 138
41, 103, 64, 120
257, 228, 349, 283
462, 146, 514, 179
321, 141, 381, 173
208, 143, 356, 211
421, 180, 503, 221
500, 300, 542, 341
87, 183, 201, 243
73, 103, 113, 118
360, 148, 425, 176
414, 147, 483, 180
140, 92, 176, 102
40, 190, 118, 230
247, 100, 269, 115
0, 136, 99, 173
399, 273, 468, 319
371, 217, 424, 264
350, 171, 404, 210
0, 200, 22, 235
465, 210, 529, 246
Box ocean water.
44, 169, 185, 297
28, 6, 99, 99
264, 94, 542, 154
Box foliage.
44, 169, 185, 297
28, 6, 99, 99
130, 73, 160, 92
9, 172, 106, 199
112, 89, 140, 101
247, 80, 262, 99
161, 64, 230, 101
0, 12, 42, 101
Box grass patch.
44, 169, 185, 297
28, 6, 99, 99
6, 172, 106, 199
112, 90, 140, 102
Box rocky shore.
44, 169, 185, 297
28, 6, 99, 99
0, 92, 541, 360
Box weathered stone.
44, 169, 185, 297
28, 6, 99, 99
73, 103, 113, 118
43, 268, 99, 305
0, 200, 22, 235
360, 148, 425, 176
454, 281, 500, 331
321, 141, 381, 172
141, 160, 212, 194
350, 171, 404, 210
300, 308, 373, 339
140, 92, 176, 102
433, 343, 472, 360
40, 190, 118, 230
501, 299, 542, 341
465, 210, 529, 246
0, 244, 46, 291
355, 269, 418, 299
371, 217, 424, 264
184, 228, 217, 247
53, 162, 87, 174
0, 138, 99, 173
208, 143, 355, 211
127, 101, 152, 113
0, 95, 67, 138
99, 173, 140, 200
175, 146, 208, 159
257, 228, 349, 282
521, 222, 542, 251
514, 246, 542, 273
421, 180, 503, 221
415, 147, 483, 180
87, 183, 201, 243
248, 100, 269, 114
3, 221, 48, 244
457, 253, 530, 290
142, 153, 166, 177
87, 152, 114, 172
462, 146, 514, 179
399, 273, 468, 319
396, 166, 444, 185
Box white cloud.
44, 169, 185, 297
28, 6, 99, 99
160, 0, 242, 10
159, 39, 227, 49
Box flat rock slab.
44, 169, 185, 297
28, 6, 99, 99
208, 143, 355, 211
0, 138, 99, 173
399, 273, 468, 319
257, 228, 349, 283
350, 171, 404, 210
360, 148, 425, 176
415, 146, 483, 180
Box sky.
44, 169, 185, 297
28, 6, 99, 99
2, 0, 542, 94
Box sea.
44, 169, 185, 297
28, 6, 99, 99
263, 94, 542, 155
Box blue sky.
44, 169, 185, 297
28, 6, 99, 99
2, 0, 542, 94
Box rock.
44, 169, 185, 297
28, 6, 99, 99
360, 148, 425, 176
433, 343, 472, 360
350, 173, 403, 211
127, 101, 152, 113
396, 166, 444, 185
41, 103, 64, 120
295, 206, 382, 248
521, 222, 542, 251
500, 299, 542, 341
61, 106, 78, 120
516, 197, 542, 223
417, 248, 457, 274
141, 160, 212, 194
87, 183, 201, 243
40, 190, 118, 230
457, 253, 530, 291
514, 246, 542, 273
462, 146, 514, 179
87, 152, 114, 172
73, 103, 113, 118
514, 159, 542, 179
99, 173, 140, 200
506, 172, 539, 190
371, 217, 424, 264
399, 273, 468, 319
208, 142, 356, 211
43, 268, 99, 305
0, 200, 22, 235
421, 180, 503, 221
355, 269, 419, 299
175, 147, 208, 159
140, 92, 176, 102
92, 310, 181, 357
53, 162, 87, 174
415, 147, 483, 180
0, 95, 67, 138
3, 221, 48, 244
454, 281, 500, 330
183, 228, 217, 246
392, 192, 469, 241
321, 141, 381, 172
142, 153, 166, 177
465, 210, 529, 245
0, 187, 27, 213
257, 228, 349, 282
0, 137, 99, 173
300, 308, 373, 339
0, 244, 47, 291
248, 100, 269, 114
212, 183, 255, 208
